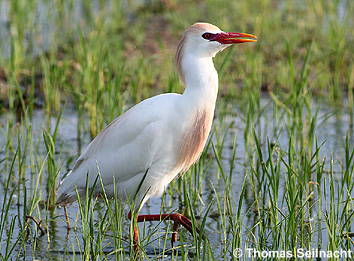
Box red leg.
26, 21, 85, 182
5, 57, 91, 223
171, 221, 180, 244
133, 226, 139, 252
127, 212, 140, 251
128, 212, 199, 247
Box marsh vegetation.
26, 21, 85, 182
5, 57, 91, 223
0, 0, 353, 260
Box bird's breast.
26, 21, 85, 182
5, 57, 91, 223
176, 108, 213, 173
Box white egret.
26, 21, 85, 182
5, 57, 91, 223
56, 22, 257, 249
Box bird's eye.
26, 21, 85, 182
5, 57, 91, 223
202, 33, 213, 40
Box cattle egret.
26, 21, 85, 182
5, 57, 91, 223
56, 22, 257, 249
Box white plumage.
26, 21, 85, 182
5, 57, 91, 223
56, 23, 257, 215
57, 93, 194, 208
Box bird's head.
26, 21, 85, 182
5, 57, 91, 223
177, 22, 257, 59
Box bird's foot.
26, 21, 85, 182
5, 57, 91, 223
169, 213, 202, 248
128, 212, 200, 249
25, 215, 47, 237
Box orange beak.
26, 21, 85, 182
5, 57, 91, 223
213, 32, 257, 44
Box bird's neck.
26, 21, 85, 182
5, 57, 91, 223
181, 55, 218, 110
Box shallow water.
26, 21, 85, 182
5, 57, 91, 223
0, 96, 352, 259
0, 0, 143, 59
1, 0, 353, 258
